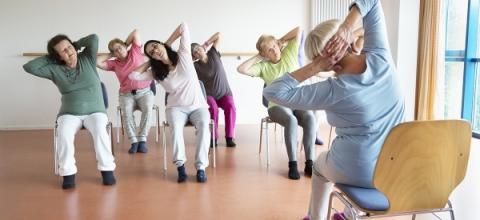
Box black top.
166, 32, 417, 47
193, 46, 232, 100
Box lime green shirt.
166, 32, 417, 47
249, 39, 299, 108
23, 34, 106, 117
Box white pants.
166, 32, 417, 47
57, 113, 116, 176
166, 107, 210, 170
308, 151, 353, 220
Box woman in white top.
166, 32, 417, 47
129, 23, 210, 183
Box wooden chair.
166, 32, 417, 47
327, 120, 471, 219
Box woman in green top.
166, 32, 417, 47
237, 27, 317, 180
23, 34, 116, 189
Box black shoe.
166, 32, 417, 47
128, 142, 139, 154
196, 170, 207, 183
137, 141, 148, 153
62, 174, 76, 189
177, 165, 187, 183
315, 136, 324, 145
288, 161, 300, 180
101, 171, 116, 186
304, 160, 313, 177
226, 137, 236, 147
209, 139, 218, 148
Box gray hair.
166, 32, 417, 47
305, 19, 341, 60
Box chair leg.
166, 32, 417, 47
162, 122, 167, 171
211, 119, 216, 168
54, 121, 59, 175
327, 192, 334, 220
448, 200, 455, 220
411, 214, 416, 220
155, 106, 160, 143
266, 121, 270, 166
116, 106, 121, 144
107, 122, 114, 156
259, 119, 264, 154
330, 191, 359, 220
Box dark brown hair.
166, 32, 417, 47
144, 40, 179, 81
47, 34, 74, 64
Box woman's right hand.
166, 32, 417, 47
311, 54, 336, 73
322, 24, 354, 63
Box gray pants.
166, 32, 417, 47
166, 107, 210, 170
119, 87, 154, 144
267, 105, 316, 162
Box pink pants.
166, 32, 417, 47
206, 95, 236, 139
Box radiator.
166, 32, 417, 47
311, 0, 354, 28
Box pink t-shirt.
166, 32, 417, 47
106, 42, 151, 93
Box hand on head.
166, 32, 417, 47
322, 25, 354, 63
311, 53, 338, 73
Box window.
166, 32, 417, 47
443, 0, 479, 138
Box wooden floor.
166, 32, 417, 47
0, 125, 478, 220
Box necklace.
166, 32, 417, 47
64, 66, 80, 84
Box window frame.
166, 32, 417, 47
444, 0, 479, 138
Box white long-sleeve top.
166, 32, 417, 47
130, 23, 208, 112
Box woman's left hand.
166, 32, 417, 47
322, 24, 354, 62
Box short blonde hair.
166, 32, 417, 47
305, 19, 341, 60
255, 35, 276, 53
108, 38, 126, 53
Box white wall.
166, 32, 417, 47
381, 0, 419, 121
0, 0, 309, 129
0, 0, 419, 129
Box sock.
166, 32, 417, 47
177, 165, 187, 183
288, 161, 300, 180
333, 212, 348, 220
62, 174, 76, 189
128, 142, 139, 154
304, 160, 313, 177
196, 169, 207, 183
101, 171, 116, 186
137, 141, 148, 153
226, 137, 236, 147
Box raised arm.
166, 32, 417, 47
125, 29, 141, 47
263, 74, 336, 111
165, 22, 191, 55
324, 0, 387, 59
278, 26, 301, 45
23, 56, 54, 80
134, 61, 151, 73
96, 53, 113, 70
289, 55, 336, 83
73, 34, 99, 60
129, 61, 153, 81
352, 28, 365, 54
165, 23, 184, 47
237, 54, 263, 77
203, 32, 220, 50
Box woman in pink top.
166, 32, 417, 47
129, 23, 210, 183
97, 29, 154, 154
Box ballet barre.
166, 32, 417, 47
23, 52, 256, 59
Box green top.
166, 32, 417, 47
249, 38, 299, 108
23, 34, 106, 117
